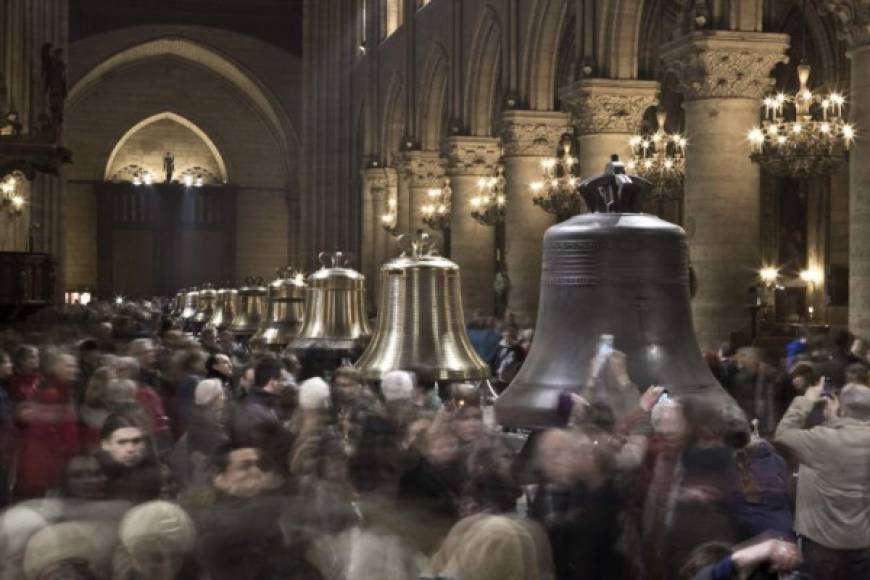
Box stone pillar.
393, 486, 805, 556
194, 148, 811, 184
498, 110, 570, 325
446, 136, 501, 317
398, 150, 447, 236
662, 31, 788, 350
360, 166, 397, 308
848, 38, 870, 337
560, 79, 660, 178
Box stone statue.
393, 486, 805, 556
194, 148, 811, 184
41, 43, 67, 126
163, 152, 175, 183
494, 268, 511, 318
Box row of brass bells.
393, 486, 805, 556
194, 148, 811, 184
190, 284, 217, 333
495, 156, 722, 430
179, 288, 199, 322
356, 232, 490, 383
209, 285, 239, 331
229, 277, 268, 339
252, 267, 306, 349
290, 251, 371, 356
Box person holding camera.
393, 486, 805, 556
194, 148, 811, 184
775, 382, 870, 579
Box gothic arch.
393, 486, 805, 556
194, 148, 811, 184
599, 0, 646, 79
104, 111, 228, 182
381, 71, 405, 165
522, 0, 570, 110
465, 6, 503, 135
67, 36, 294, 155
419, 43, 450, 150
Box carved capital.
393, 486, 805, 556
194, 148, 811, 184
560, 79, 660, 135
361, 167, 397, 200
820, 1, 870, 48
661, 31, 789, 101
445, 136, 501, 176
398, 150, 446, 188
498, 110, 570, 157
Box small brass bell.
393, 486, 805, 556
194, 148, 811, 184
253, 267, 306, 349
356, 231, 490, 383
209, 284, 239, 332
229, 277, 268, 339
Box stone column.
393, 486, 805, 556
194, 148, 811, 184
662, 31, 788, 350
446, 136, 501, 317
560, 79, 660, 178
398, 150, 447, 236
360, 166, 397, 308
498, 110, 570, 325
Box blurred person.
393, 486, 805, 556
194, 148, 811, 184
205, 352, 234, 394
231, 357, 286, 449
93, 321, 115, 352
7, 344, 41, 402
60, 453, 108, 501
22, 520, 118, 580
466, 315, 501, 365
518, 327, 534, 353
74, 338, 102, 406
169, 347, 207, 434
718, 342, 739, 387
775, 383, 870, 578
489, 327, 525, 393
845, 362, 868, 386
128, 338, 161, 390
0, 351, 16, 507
452, 403, 486, 451
113, 356, 172, 452
679, 538, 801, 580
200, 326, 221, 354
849, 336, 867, 365
113, 500, 197, 580
14, 349, 81, 498
237, 362, 256, 396
217, 330, 244, 361
423, 514, 554, 580
728, 347, 782, 436
96, 413, 161, 503
169, 378, 230, 489
399, 418, 465, 522
78, 370, 137, 449
461, 435, 519, 516
0, 500, 65, 580
332, 366, 381, 456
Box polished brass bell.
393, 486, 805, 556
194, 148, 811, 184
253, 267, 306, 349
209, 285, 239, 331
356, 231, 490, 383
290, 252, 371, 356
190, 284, 217, 333
179, 288, 199, 321
170, 289, 186, 318
496, 156, 722, 429
229, 277, 268, 339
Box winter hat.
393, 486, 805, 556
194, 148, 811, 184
381, 370, 415, 402
194, 378, 225, 406
23, 521, 118, 580
119, 501, 196, 555
299, 377, 331, 410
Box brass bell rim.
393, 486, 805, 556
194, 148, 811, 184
309, 268, 365, 281
358, 367, 491, 382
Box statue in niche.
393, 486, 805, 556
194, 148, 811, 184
41, 43, 67, 127
163, 152, 175, 183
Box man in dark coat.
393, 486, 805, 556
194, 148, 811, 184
96, 413, 161, 503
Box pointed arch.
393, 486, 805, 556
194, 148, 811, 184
522, 0, 570, 110
599, 0, 646, 80
381, 71, 405, 165
465, 6, 503, 136
103, 111, 228, 182
419, 43, 450, 150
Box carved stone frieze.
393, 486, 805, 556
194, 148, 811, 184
560, 79, 660, 135
361, 166, 397, 200
445, 136, 501, 177
819, 1, 870, 48
398, 150, 446, 188
498, 110, 570, 157
661, 31, 789, 101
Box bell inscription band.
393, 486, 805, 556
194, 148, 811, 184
495, 156, 723, 430
355, 231, 490, 383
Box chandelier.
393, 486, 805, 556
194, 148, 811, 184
380, 196, 398, 235
530, 138, 584, 220
1, 172, 26, 219
748, 62, 854, 177
421, 178, 452, 232
470, 163, 506, 226
626, 111, 686, 197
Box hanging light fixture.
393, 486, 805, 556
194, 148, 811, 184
626, 110, 687, 197
470, 163, 507, 227
747, 1, 854, 178
420, 178, 452, 232
1, 172, 27, 219
530, 137, 584, 220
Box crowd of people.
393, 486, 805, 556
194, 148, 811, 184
0, 300, 868, 579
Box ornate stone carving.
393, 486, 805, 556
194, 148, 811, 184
498, 110, 570, 157
661, 31, 789, 101
819, 1, 870, 47
445, 136, 501, 177
560, 79, 660, 135
362, 167, 397, 201
398, 150, 446, 188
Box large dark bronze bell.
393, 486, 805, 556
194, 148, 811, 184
356, 231, 490, 383
290, 252, 371, 367
253, 267, 306, 349
495, 156, 721, 430
229, 277, 268, 339
209, 285, 239, 331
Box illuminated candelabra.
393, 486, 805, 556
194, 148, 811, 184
530, 139, 584, 220
626, 111, 686, 197
748, 63, 854, 178
421, 179, 452, 232
1, 172, 26, 219
470, 163, 506, 226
